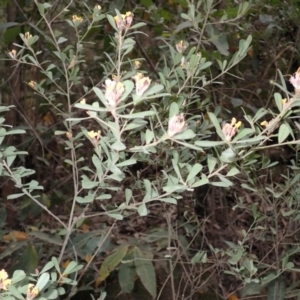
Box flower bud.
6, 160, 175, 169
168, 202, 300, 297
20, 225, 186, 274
168, 113, 187, 137
105, 79, 125, 108
222, 118, 241, 141
133, 73, 151, 96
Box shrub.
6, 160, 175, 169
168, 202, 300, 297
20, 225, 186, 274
1, 0, 300, 299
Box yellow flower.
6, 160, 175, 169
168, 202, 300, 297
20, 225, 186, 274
87, 130, 101, 145
95, 5, 101, 10
24, 32, 32, 40
260, 120, 268, 127
8, 49, 17, 59
87, 130, 101, 139
28, 81, 36, 88
114, 11, 134, 30
72, 15, 83, 23
134, 60, 141, 69
80, 98, 86, 104
168, 114, 187, 137
0, 269, 11, 291
26, 284, 39, 300
66, 132, 72, 139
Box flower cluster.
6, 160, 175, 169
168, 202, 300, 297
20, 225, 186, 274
222, 118, 241, 141
20, 32, 33, 46
168, 114, 187, 137
26, 283, 39, 300
133, 73, 151, 96
134, 60, 141, 70
114, 12, 133, 31
104, 78, 125, 108
87, 130, 101, 145
72, 15, 83, 23
0, 269, 11, 291
28, 81, 37, 89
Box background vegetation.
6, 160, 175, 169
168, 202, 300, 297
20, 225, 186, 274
1, 0, 300, 299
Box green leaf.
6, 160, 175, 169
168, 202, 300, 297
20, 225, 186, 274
274, 92, 283, 112
40, 261, 55, 274
14, 245, 38, 273
278, 123, 290, 143
29, 232, 63, 246
191, 174, 209, 187
82, 177, 98, 189
76, 193, 94, 204
11, 270, 26, 284
8, 284, 24, 300
134, 247, 156, 298
220, 148, 236, 163
191, 251, 207, 264
7, 193, 25, 200
98, 244, 129, 282
0, 22, 20, 31
137, 203, 148, 216
111, 140, 126, 151
36, 272, 50, 291
96, 194, 111, 200
205, 24, 229, 56
107, 14, 118, 31
159, 197, 177, 204
57, 36, 68, 44
173, 129, 195, 140
186, 163, 203, 182
109, 0, 124, 14
93, 87, 108, 106
120, 111, 155, 118
43, 288, 59, 300
207, 155, 217, 174
118, 262, 136, 293
226, 167, 240, 176
233, 128, 255, 141
116, 159, 136, 167
36, 2, 52, 15
267, 276, 285, 300
143, 84, 164, 97
120, 80, 134, 101
124, 119, 147, 131
125, 189, 132, 204
145, 129, 154, 144
195, 140, 225, 147
163, 184, 187, 193
208, 112, 223, 138
107, 213, 123, 220
169, 102, 179, 118
64, 261, 83, 275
